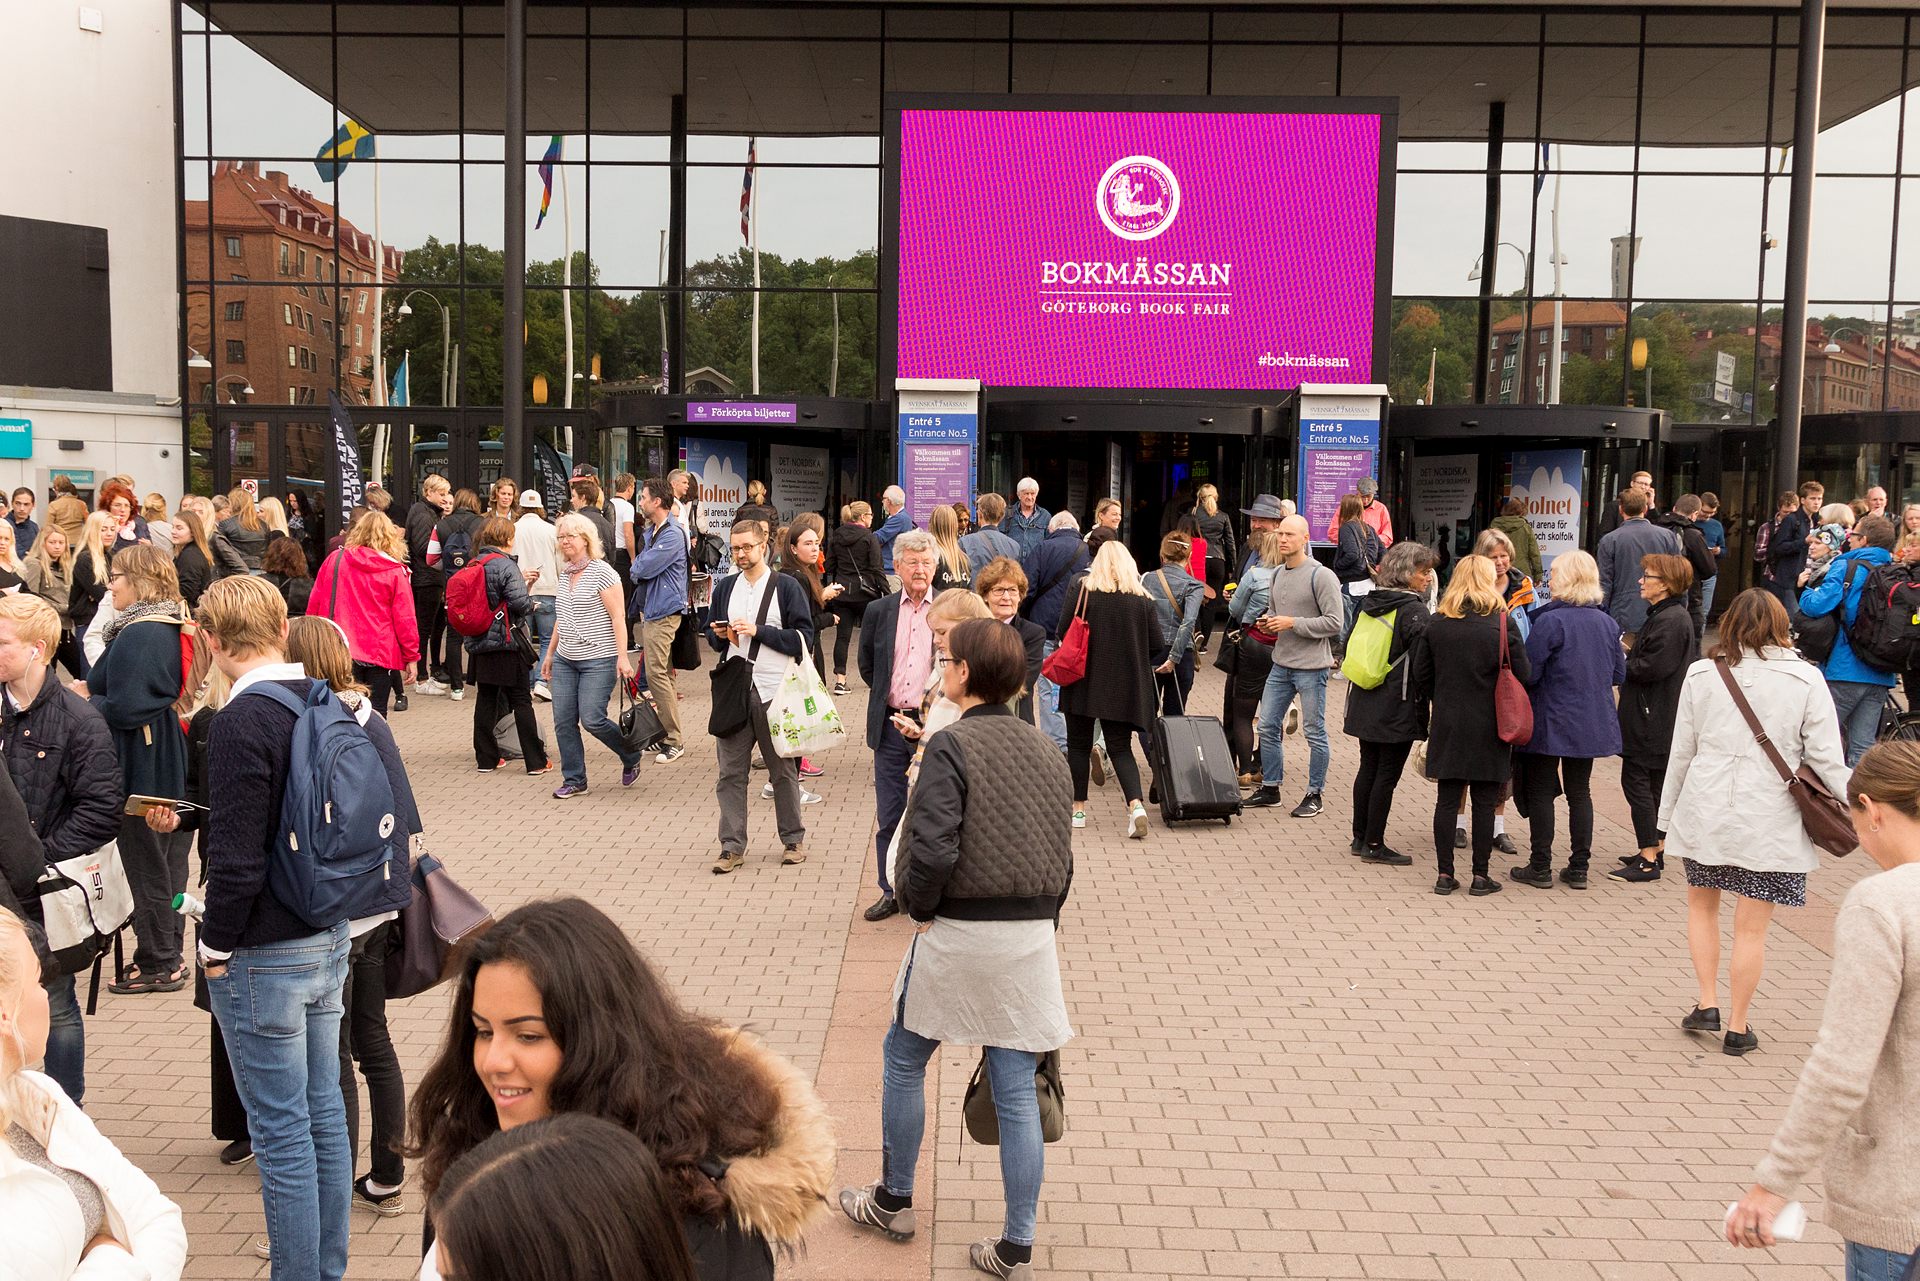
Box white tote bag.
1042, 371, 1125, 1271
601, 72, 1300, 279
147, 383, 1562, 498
33, 843, 135, 977
768, 644, 847, 759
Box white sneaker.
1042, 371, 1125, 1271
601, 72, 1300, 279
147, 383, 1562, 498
449, 687, 465, 701
532, 681, 553, 702
1071, 809, 1087, 829
1284, 705, 1301, 736
655, 745, 686, 764
762, 782, 822, 804
253, 1238, 272, 1260
412, 678, 450, 696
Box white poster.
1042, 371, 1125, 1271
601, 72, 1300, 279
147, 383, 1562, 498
1410, 453, 1477, 560
770, 444, 830, 524
1506, 448, 1585, 584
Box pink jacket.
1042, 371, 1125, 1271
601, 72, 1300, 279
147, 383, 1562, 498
313, 545, 420, 670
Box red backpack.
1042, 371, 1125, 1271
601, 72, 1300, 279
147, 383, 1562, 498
445, 553, 502, 637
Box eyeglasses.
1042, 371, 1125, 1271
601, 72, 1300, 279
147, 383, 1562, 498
107, 572, 127, 583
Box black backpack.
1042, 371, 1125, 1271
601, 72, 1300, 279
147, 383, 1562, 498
1848, 560, 1920, 674
1791, 559, 1864, 667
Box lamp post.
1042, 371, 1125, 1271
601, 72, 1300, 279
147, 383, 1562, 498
395, 290, 451, 406
221, 376, 255, 404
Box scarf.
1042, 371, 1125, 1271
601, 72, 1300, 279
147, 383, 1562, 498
101, 596, 185, 648
561, 554, 592, 578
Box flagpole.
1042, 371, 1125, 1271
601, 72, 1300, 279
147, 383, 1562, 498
561, 161, 574, 415
370, 155, 388, 486
750, 141, 761, 396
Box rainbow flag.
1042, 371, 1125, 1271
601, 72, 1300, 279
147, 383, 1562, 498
536, 135, 563, 229
315, 119, 375, 182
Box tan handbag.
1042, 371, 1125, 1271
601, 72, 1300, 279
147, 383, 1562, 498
963, 1049, 1066, 1145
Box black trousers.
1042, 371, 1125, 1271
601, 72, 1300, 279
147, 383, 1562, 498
120, 817, 189, 976
830, 602, 863, 675
1196, 560, 1227, 647
1065, 713, 1144, 803
1351, 738, 1414, 847
412, 582, 446, 677
340, 923, 405, 1186
54, 631, 88, 679
1221, 636, 1272, 775
352, 662, 401, 717
1620, 753, 1668, 849
1434, 779, 1502, 878
474, 679, 548, 769
1519, 754, 1595, 871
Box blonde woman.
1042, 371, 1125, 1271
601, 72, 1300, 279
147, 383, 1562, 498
168, 509, 215, 607
68, 511, 114, 640
218, 486, 270, 570
0, 521, 25, 592
927, 503, 971, 591
1056, 540, 1167, 838
0, 913, 189, 1279
180, 494, 247, 578
1190, 483, 1235, 651
312, 511, 419, 715
141, 492, 170, 532
257, 495, 291, 539
542, 513, 639, 798
23, 527, 86, 677
1410, 555, 1530, 896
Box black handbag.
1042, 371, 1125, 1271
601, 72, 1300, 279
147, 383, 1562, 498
962, 1049, 1066, 1145
670, 611, 702, 671
618, 677, 667, 753
708, 575, 777, 738
1212, 627, 1243, 675
510, 616, 539, 666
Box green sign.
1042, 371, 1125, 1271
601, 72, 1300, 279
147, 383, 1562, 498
0, 418, 29, 460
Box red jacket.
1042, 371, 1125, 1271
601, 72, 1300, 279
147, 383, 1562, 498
313, 545, 420, 670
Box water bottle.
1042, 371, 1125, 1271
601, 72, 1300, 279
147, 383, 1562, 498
173, 892, 206, 921
1724, 1199, 1807, 1242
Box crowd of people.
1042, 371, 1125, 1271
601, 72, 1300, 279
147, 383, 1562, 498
0, 461, 1916, 1281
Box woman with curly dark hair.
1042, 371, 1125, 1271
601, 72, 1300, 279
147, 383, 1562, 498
406, 898, 834, 1281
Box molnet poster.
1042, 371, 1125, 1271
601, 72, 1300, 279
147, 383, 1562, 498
1506, 449, 1584, 586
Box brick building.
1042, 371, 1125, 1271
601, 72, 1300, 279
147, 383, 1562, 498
1487, 300, 1628, 405
1756, 322, 1920, 415
184, 160, 400, 410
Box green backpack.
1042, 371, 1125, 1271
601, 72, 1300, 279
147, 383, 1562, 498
1341, 608, 1398, 689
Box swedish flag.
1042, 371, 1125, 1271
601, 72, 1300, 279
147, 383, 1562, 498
315, 120, 375, 182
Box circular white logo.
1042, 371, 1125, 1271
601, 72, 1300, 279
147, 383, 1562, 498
1096, 155, 1181, 241
378, 813, 396, 839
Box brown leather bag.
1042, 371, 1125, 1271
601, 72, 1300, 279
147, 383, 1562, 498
1713, 659, 1857, 857
1494, 613, 1534, 746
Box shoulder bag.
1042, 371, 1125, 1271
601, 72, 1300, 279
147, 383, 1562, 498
1040, 588, 1091, 687
386, 847, 494, 1000
1714, 658, 1857, 857
1494, 613, 1534, 746
963, 1048, 1065, 1145
618, 675, 667, 754
708, 574, 778, 738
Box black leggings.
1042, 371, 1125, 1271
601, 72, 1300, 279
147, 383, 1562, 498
1351, 739, 1414, 847
831, 602, 863, 676
1222, 636, 1272, 775
474, 679, 548, 769
1520, 754, 1595, 871
1065, 713, 1143, 803
1434, 779, 1502, 879
1620, 754, 1668, 850
352, 662, 401, 717
1197, 560, 1227, 647
413, 583, 446, 677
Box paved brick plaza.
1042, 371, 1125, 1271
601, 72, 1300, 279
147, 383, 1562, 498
81, 659, 1866, 1280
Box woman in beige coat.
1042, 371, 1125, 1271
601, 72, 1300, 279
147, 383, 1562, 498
1725, 739, 1920, 1277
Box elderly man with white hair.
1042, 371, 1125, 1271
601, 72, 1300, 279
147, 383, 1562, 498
876, 485, 914, 592
858, 528, 942, 920
1004, 477, 1051, 561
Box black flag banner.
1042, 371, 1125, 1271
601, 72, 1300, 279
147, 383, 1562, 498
532, 437, 570, 516
327, 391, 366, 533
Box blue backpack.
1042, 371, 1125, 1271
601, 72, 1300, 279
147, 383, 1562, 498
246, 680, 409, 928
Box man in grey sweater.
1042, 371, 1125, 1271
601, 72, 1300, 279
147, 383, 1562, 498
1596, 488, 1682, 642
1245, 515, 1347, 816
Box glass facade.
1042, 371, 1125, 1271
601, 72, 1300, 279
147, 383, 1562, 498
179, 4, 1920, 496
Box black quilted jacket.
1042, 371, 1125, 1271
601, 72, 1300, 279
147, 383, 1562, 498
897, 704, 1074, 923
0, 663, 124, 866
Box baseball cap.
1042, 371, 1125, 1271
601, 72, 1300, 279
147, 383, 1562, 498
518, 490, 543, 508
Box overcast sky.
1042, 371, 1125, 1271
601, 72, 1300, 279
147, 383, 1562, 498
187, 32, 1919, 312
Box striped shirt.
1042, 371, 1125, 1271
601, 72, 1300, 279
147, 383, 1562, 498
553, 559, 622, 661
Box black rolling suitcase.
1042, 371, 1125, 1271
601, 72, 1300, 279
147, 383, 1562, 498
1150, 679, 1242, 825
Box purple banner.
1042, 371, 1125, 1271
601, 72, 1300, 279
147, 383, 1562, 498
897, 108, 1383, 391
687, 401, 798, 425
905, 443, 971, 516
1301, 449, 1377, 545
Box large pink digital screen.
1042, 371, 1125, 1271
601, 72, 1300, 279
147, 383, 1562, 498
896, 107, 1385, 391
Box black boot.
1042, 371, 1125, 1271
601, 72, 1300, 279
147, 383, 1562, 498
1508, 864, 1555, 889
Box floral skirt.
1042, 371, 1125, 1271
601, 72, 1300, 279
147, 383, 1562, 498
1683, 858, 1808, 907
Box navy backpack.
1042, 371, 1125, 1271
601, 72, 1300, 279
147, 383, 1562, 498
247, 680, 410, 928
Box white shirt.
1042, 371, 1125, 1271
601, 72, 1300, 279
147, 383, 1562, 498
726, 568, 788, 703
611, 496, 636, 555
514, 513, 559, 598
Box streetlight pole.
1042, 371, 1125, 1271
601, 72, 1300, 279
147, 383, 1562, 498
396, 290, 451, 405
827, 270, 840, 398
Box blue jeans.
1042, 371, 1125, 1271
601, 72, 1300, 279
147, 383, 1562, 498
872, 720, 915, 894
1258, 663, 1330, 792
1846, 1241, 1915, 1281
1034, 641, 1067, 751
43, 972, 84, 1104
881, 950, 1044, 1247
1699, 574, 1718, 623
209, 922, 351, 1281
1829, 679, 1889, 767
550, 653, 639, 788
528, 597, 556, 686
